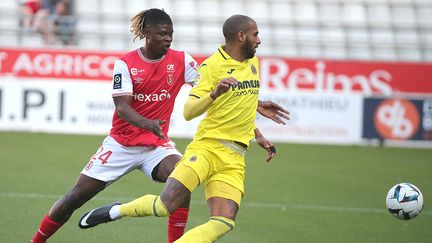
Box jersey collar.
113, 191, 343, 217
137, 48, 167, 63
217, 45, 230, 60
218, 45, 253, 64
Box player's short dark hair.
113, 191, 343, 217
223, 15, 255, 42
130, 8, 172, 41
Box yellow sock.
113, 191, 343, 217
174, 216, 235, 243
119, 194, 169, 217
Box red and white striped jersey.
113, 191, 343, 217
110, 48, 198, 147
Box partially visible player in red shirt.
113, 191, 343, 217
30, 8, 196, 243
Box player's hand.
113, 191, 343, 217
254, 128, 276, 163
257, 100, 290, 125
143, 119, 166, 140
210, 77, 237, 99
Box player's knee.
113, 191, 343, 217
160, 180, 192, 213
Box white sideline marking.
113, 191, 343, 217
1, 192, 430, 216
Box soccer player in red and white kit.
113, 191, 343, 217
30, 9, 195, 243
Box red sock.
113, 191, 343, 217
31, 214, 63, 243
167, 208, 189, 243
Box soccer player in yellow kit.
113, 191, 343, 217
79, 14, 288, 242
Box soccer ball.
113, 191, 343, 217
386, 183, 424, 220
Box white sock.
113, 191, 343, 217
109, 205, 121, 220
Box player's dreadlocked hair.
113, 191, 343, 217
130, 8, 172, 41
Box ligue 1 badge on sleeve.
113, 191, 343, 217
113, 74, 122, 89
251, 64, 257, 75
194, 73, 201, 86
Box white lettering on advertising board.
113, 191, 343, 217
256, 91, 363, 144
0, 77, 363, 144
260, 59, 393, 95
0, 77, 113, 134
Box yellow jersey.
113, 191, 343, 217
190, 46, 260, 146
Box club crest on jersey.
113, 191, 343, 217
113, 74, 122, 89
189, 155, 197, 162
167, 74, 174, 86
166, 63, 175, 85
251, 64, 257, 75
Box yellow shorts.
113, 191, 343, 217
169, 138, 246, 206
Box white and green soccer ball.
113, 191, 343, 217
386, 183, 424, 220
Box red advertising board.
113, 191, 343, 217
260, 58, 432, 95
0, 47, 431, 95
0, 48, 122, 81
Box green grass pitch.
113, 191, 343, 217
0, 131, 431, 243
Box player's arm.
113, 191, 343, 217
254, 127, 276, 163
257, 100, 290, 125
113, 95, 165, 139
183, 95, 213, 121
183, 77, 237, 121
111, 59, 165, 139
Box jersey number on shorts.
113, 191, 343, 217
91, 146, 112, 165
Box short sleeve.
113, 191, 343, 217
184, 52, 199, 85
189, 62, 216, 98
112, 59, 133, 97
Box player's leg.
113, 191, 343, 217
78, 155, 202, 228
116, 176, 193, 218
77, 178, 194, 229
175, 139, 245, 242
32, 136, 134, 243
31, 174, 106, 243
152, 154, 180, 182
174, 181, 241, 243
49, 175, 106, 223
152, 153, 191, 243
112, 162, 199, 218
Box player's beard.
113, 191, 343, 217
241, 37, 255, 59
